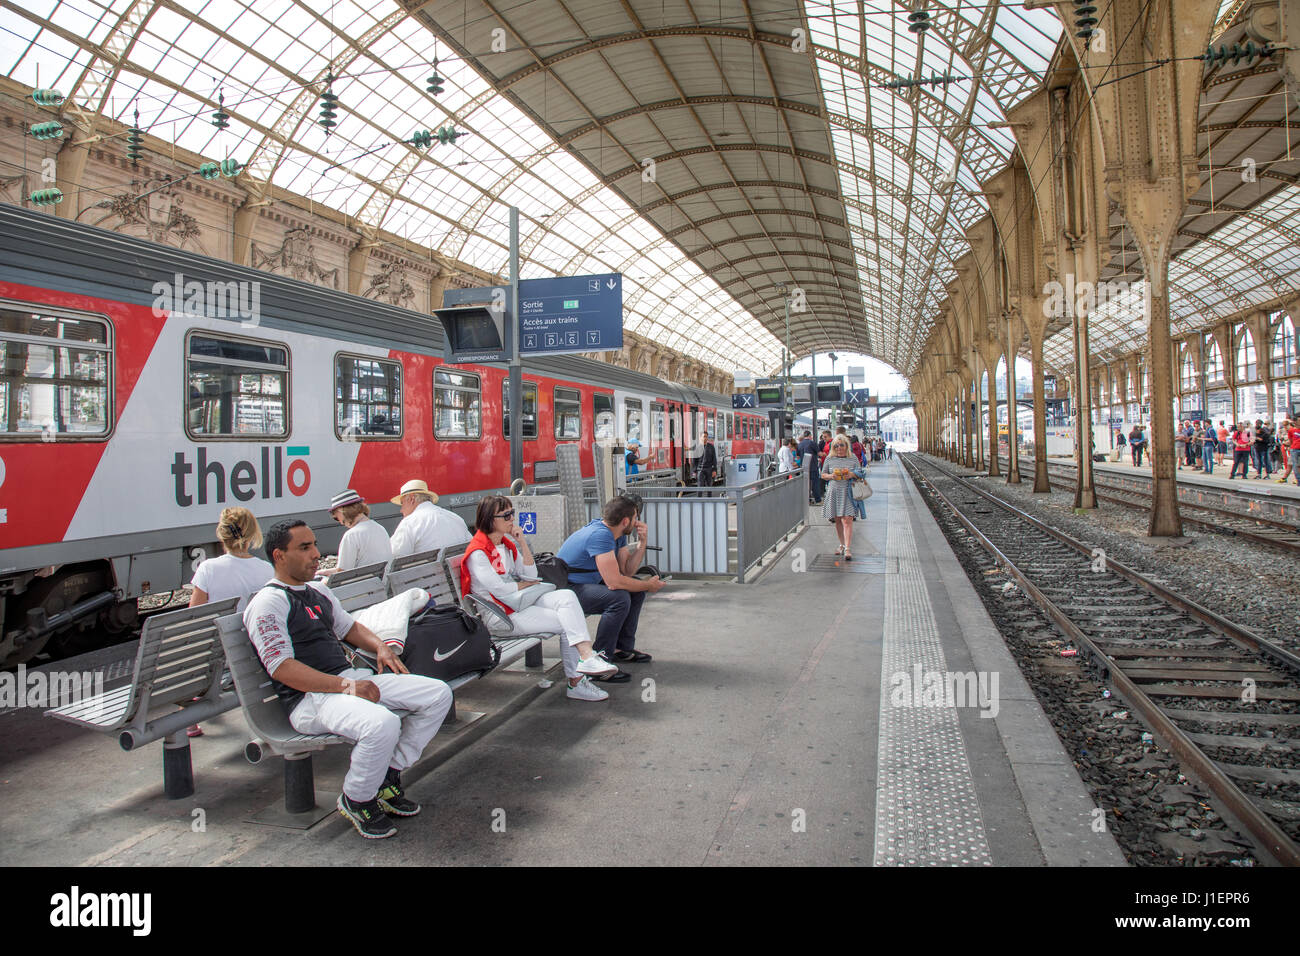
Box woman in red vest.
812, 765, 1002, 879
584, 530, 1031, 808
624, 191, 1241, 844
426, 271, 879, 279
461, 496, 617, 702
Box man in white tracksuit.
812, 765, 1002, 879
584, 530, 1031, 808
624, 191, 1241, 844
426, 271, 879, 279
243, 519, 452, 839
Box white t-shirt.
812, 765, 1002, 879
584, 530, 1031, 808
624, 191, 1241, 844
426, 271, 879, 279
337, 517, 393, 572
390, 501, 471, 558
190, 553, 275, 612
242, 581, 354, 679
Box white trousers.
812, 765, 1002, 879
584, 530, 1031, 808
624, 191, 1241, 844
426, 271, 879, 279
289, 668, 453, 802
493, 589, 589, 679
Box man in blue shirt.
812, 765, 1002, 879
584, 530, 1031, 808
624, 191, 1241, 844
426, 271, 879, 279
557, 495, 664, 675
625, 439, 651, 476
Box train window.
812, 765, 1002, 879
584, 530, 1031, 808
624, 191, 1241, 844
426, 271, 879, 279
554, 386, 581, 439
502, 380, 538, 440
742, 418, 750, 440
0, 306, 111, 440
706, 413, 715, 440
186, 332, 288, 439
651, 402, 666, 443
593, 393, 614, 439
335, 354, 402, 441
434, 368, 481, 440
624, 398, 643, 443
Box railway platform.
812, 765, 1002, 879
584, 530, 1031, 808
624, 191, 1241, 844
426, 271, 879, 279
1065, 455, 1300, 500
0, 459, 1123, 866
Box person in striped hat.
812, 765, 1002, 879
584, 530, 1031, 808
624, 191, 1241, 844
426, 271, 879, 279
322, 489, 392, 575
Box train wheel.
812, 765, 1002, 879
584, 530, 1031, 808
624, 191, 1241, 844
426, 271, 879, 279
2, 563, 114, 666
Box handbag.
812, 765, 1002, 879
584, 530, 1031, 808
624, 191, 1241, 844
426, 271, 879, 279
531, 552, 572, 590
400, 605, 498, 682
497, 580, 557, 612
851, 478, 873, 501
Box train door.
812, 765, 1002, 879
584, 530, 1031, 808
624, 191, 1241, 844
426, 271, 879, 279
650, 401, 666, 469
667, 401, 681, 468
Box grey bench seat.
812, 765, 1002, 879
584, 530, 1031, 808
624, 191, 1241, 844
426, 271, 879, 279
46, 597, 241, 798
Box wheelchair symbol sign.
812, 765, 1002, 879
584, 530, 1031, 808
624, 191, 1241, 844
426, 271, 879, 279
519, 512, 537, 534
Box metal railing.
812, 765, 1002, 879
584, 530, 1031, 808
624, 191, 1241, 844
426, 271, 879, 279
583, 465, 807, 581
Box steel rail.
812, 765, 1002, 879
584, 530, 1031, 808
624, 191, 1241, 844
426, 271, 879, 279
903, 455, 1300, 867
993, 456, 1300, 550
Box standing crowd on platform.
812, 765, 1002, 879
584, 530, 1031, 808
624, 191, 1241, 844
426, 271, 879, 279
183, 477, 664, 840
1117, 418, 1300, 484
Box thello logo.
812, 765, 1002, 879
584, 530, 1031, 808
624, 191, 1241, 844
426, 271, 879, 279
171, 446, 311, 507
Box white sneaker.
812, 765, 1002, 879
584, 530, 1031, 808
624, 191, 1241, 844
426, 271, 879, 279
566, 676, 609, 701
577, 655, 618, 677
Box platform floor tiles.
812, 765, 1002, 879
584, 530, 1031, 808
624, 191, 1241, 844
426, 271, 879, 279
0, 459, 1125, 866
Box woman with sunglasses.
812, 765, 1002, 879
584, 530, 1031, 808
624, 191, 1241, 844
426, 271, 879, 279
461, 495, 618, 701
820, 437, 866, 559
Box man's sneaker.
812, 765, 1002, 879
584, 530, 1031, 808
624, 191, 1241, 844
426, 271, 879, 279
567, 676, 610, 701
337, 794, 398, 839
577, 654, 618, 677
376, 777, 421, 817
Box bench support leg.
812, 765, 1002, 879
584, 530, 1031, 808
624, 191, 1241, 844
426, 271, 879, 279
524, 642, 544, 668
284, 752, 316, 815
162, 732, 195, 799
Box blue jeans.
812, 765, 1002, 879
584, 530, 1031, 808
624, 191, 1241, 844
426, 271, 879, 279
1201, 441, 1214, 473
1292, 449, 1300, 484
1253, 446, 1271, 476
571, 582, 647, 657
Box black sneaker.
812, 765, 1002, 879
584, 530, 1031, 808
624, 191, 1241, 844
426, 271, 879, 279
376, 777, 421, 817
337, 794, 398, 839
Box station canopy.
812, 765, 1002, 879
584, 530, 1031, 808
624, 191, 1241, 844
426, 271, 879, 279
2, 2, 1294, 379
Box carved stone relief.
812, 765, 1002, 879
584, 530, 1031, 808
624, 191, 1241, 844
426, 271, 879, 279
252, 227, 339, 288
365, 260, 416, 307
77, 176, 204, 251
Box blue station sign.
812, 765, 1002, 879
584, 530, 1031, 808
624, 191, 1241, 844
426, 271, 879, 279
519, 273, 623, 355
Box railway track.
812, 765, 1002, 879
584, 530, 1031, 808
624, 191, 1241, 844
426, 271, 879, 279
903, 453, 1300, 866
989, 456, 1300, 554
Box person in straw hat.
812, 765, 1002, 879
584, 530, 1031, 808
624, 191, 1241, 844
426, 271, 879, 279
388, 478, 471, 559
321, 489, 392, 575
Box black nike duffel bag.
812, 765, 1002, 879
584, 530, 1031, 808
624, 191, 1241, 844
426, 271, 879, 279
400, 605, 498, 682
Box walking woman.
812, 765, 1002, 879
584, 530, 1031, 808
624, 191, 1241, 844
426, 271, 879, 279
461, 495, 617, 701
820, 436, 865, 559
187, 506, 274, 736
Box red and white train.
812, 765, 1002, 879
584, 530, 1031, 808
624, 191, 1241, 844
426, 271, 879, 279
0, 205, 776, 666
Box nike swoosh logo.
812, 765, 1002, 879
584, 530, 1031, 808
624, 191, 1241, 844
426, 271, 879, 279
432, 641, 467, 662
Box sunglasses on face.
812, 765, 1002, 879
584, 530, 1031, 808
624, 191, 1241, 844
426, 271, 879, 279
496, 510, 515, 521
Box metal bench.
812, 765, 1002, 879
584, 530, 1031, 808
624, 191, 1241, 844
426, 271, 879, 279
328, 574, 389, 615
325, 560, 390, 589
46, 597, 240, 799
445, 553, 546, 671
215, 611, 353, 826
384, 548, 447, 597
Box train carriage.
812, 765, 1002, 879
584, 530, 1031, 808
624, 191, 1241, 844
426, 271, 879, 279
0, 205, 768, 667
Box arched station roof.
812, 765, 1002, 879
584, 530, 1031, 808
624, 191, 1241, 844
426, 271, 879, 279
3, 1, 1293, 380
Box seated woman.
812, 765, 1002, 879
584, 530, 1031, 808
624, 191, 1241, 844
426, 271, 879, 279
322, 489, 392, 575
187, 506, 274, 736
461, 496, 617, 702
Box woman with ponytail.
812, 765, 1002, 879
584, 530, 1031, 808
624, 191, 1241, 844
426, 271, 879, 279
186, 507, 274, 736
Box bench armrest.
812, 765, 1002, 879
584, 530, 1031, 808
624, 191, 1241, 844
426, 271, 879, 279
463, 593, 510, 630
